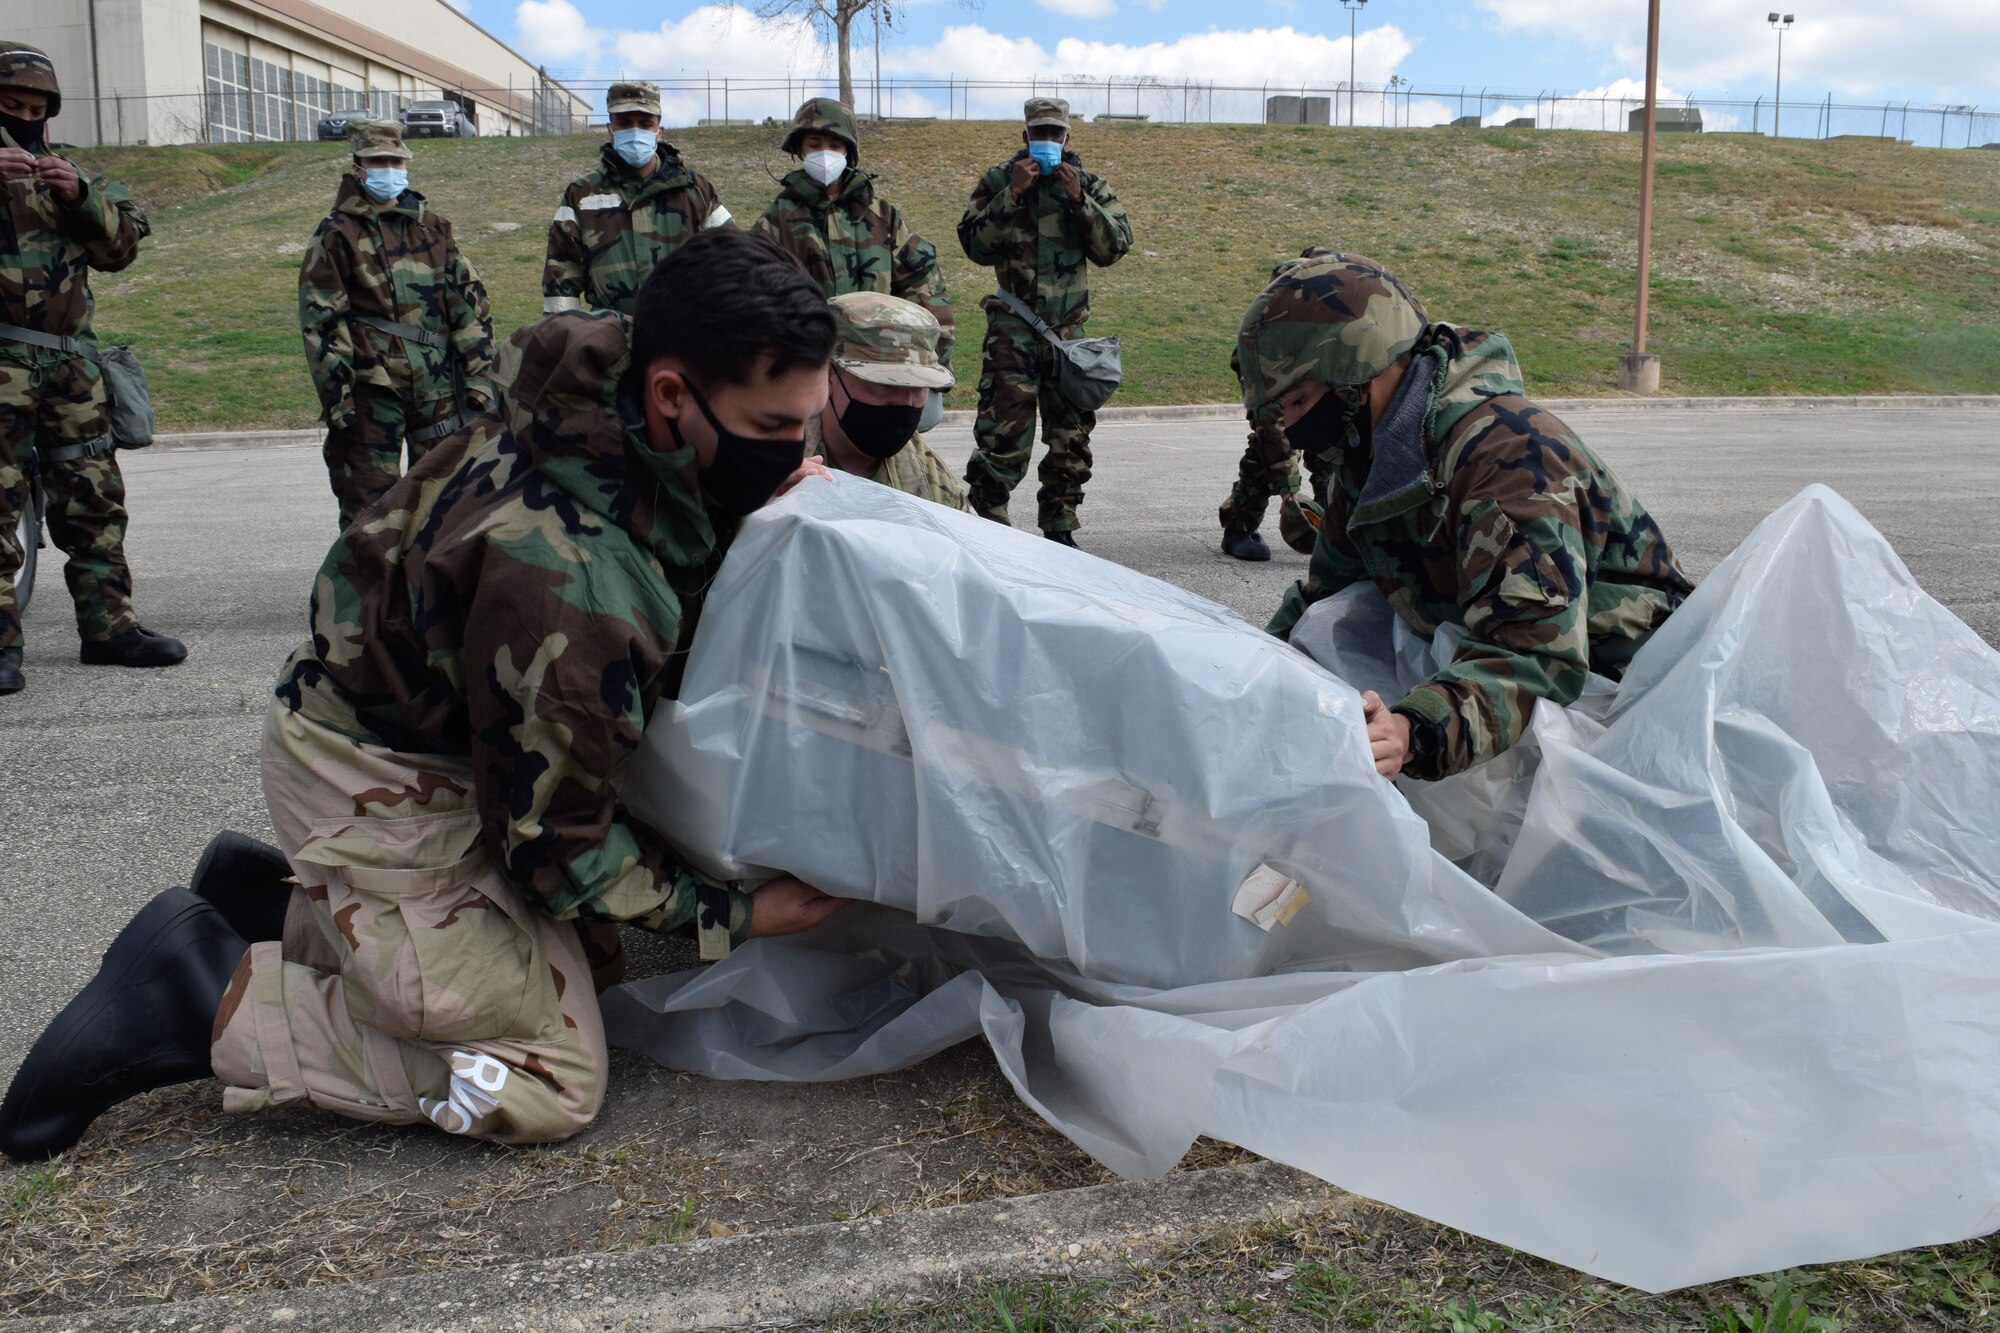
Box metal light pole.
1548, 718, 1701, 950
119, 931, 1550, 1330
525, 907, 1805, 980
1341, 0, 1366, 128
1618, 0, 1664, 394
1768, 13, 1793, 138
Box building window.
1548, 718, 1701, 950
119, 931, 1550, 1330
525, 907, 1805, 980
204, 43, 252, 143
249, 57, 293, 140
293, 71, 330, 137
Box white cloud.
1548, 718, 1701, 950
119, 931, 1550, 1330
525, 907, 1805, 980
1036, 0, 1118, 18
1478, 80, 1739, 133
882, 22, 1417, 123
511, 4, 1437, 127
516, 0, 606, 67
443, 0, 471, 13
1469, 0, 2000, 104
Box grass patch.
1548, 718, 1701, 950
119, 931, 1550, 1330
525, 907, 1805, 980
65, 123, 2000, 431
830, 1204, 2000, 1332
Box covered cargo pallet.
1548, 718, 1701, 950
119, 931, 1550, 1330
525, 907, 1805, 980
608, 475, 2000, 1292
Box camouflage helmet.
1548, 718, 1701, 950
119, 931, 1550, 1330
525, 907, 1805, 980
0, 44, 60, 118
347, 118, 412, 161
828, 292, 954, 390
1235, 253, 1430, 413
781, 97, 858, 163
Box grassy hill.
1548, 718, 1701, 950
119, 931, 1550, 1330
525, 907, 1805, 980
70, 121, 2000, 433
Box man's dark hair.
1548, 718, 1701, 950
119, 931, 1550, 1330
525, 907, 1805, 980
630, 228, 834, 388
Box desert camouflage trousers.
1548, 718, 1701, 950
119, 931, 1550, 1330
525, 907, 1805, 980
323, 387, 458, 531
210, 702, 608, 1144
0, 356, 138, 650
964, 320, 1094, 534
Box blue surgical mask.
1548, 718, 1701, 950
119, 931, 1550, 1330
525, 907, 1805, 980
612, 127, 657, 168
1027, 139, 1063, 172
361, 166, 407, 202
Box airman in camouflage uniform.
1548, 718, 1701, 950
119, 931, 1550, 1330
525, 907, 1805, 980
752, 99, 954, 372
1218, 249, 1386, 562
0, 229, 848, 1160
0, 43, 185, 695
299, 120, 495, 529
1241, 255, 1692, 781
542, 80, 731, 318
958, 98, 1131, 544
805, 292, 965, 510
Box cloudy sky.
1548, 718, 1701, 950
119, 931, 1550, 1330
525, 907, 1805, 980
493, 0, 1995, 131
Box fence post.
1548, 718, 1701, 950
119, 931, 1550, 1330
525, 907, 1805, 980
1968, 108, 1978, 149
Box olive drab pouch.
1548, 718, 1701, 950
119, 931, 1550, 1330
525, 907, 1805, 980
989, 290, 1122, 413
96, 344, 155, 448
0, 322, 154, 447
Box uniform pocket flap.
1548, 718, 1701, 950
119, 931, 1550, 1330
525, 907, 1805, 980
295, 807, 488, 895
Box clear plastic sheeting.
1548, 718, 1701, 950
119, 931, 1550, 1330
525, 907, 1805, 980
607, 477, 2000, 1292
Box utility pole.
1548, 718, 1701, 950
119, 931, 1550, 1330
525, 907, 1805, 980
1618, 0, 1663, 394
1341, 0, 1366, 128
1768, 13, 1793, 138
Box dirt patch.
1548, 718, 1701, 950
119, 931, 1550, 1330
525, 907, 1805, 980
0, 1035, 1254, 1322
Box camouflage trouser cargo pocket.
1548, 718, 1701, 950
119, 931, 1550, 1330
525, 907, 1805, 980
212, 703, 609, 1144
291, 809, 535, 1046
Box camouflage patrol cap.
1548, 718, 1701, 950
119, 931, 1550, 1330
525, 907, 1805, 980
829, 292, 954, 390
348, 118, 412, 161
781, 97, 859, 162
1236, 253, 1430, 412
0, 45, 60, 118
606, 81, 661, 117
1024, 97, 1069, 130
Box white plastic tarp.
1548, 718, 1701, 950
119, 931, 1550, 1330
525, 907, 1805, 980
606, 475, 2000, 1292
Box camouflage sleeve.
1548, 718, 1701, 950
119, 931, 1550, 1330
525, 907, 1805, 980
460, 549, 751, 956
541, 182, 589, 313
957, 165, 1018, 266
1069, 171, 1132, 268
1391, 444, 1594, 779
298, 222, 358, 430
886, 206, 955, 371
1264, 488, 1367, 640
442, 228, 496, 404
63, 169, 149, 272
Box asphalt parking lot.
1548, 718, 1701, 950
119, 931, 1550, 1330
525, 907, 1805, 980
3, 401, 1997, 1081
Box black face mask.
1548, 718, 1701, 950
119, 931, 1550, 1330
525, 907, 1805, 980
834, 372, 923, 460
672, 379, 805, 518
1285, 384, 1367, 460
0, 111, 49, 157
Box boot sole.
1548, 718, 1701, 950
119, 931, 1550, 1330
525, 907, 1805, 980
0, 889, 219, 1160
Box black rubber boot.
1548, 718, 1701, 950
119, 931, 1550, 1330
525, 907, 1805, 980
0, 889, 247, 1161
1221, 529, 1272, 562
192, 830, 296, 944
0, 645, 21, 695
1045, 530, 1079, 549
79, 626, 188, 668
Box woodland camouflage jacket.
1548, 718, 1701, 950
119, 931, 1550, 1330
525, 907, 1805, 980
273, 311, 750, 953
957, 145, 1130, 334
297, 171, 494, 427
1270, 330, 1693, 780
541, 141, 730, 318
0, 129, 146, 370
752, 167, 955, 368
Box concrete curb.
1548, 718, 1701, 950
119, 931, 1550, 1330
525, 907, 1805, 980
142, 394, 2000, 452
3, 1161, 1349, 1332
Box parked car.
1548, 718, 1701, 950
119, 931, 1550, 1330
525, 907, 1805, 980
317, 113, 368, 142
401, 100, 476, 139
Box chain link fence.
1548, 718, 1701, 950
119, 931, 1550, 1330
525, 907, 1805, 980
57, 77, 2000, 151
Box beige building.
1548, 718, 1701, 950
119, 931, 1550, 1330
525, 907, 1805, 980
16, 0, 590, 147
